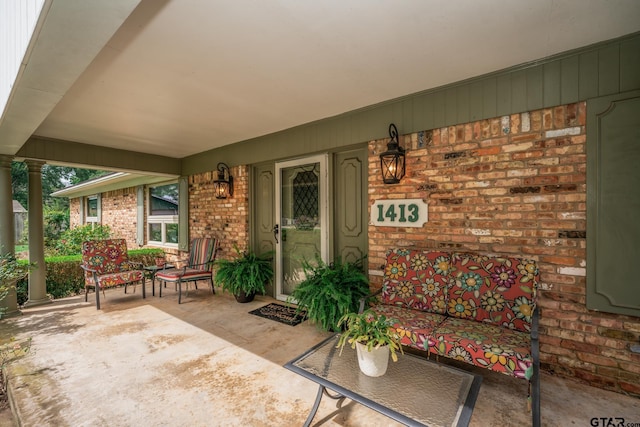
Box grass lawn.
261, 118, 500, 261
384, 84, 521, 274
15, 245, 28, 252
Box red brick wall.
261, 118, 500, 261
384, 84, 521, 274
101, 188, 140, 247
367, 101, 640, 397
188, 165, 249, 260
67, 167, 250, 261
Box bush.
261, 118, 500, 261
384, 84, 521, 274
43, 209, 69, 247
15, 248, 164, 305
54, 224, 111, 256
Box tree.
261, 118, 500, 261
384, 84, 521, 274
11, 162, 107, 245
10, 162, 106, 210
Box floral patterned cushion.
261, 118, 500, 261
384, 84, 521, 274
95, 270, 144, 289
82, 239, 143, 288
446, 253, 538, 332
382, 249, 451, 314
370, 304, 447, 351
429, 317, 533, 379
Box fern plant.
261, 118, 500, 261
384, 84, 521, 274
215, 247, 274, 297
288, 256, 369, 332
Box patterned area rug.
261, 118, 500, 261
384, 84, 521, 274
249, 303, 307, 326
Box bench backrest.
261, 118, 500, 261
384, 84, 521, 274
381, 248, 538, 333
382, 249, 452, 314
81, 239, 131, 279
448, 253, 538, 333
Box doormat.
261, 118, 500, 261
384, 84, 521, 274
249, 303, 307, 326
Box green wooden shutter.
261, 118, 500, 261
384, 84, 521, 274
178, 176, 189, 251
587, 90, 640, 316
136, 186, 144, 245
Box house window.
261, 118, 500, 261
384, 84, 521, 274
85, 195, 99, 224
147, 183, 179, 247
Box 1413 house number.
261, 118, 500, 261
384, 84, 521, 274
370, 199, 428, 227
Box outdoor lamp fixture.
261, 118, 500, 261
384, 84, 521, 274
214, 162, 234, 199
379, 123, 406, 184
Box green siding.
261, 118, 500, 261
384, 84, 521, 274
599, 44, 620, 96
511, 69, 527, 114
560, 56, 580, 104
579, 50, 599, 100
525, 67, 543, 110
620, 37, 640, 91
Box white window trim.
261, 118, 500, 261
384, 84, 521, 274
85, 195, 100, 224
147, 183, 179, 249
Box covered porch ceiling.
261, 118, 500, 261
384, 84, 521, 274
2, 0, 640, 171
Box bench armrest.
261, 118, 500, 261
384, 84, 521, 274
358, 287, 383, 313
80, 264, 97, 274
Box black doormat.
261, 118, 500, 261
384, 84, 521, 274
249, 303, 307, 326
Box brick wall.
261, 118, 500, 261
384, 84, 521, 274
367, 101, 640, 397
69, 198, 80, 228
101, 188, 140, 248
188, 165, 249, 260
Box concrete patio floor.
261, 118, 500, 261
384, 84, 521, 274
0, 283, 638, 426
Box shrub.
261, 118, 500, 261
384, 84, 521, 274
54, 224, 111, 256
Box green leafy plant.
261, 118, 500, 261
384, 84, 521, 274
288, 256, 369, 332
54, 224, 111, 256
0, 252, 35, 315
215, 247, 274, 297
336, 309, 403, 362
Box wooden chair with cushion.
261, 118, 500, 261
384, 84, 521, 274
155, 237, 218, 303
80, 239, 146, 310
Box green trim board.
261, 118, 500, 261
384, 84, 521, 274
18, 136, 181, 176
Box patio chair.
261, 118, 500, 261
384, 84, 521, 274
80, 239, 146, 310
155, 237, 218, 304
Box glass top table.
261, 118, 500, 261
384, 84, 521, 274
284, 334, 482, 427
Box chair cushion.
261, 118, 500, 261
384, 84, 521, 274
429, 317, 533, 379
155, 268, 212, 282
370, 304, 446, 351
92, 270, 144, 289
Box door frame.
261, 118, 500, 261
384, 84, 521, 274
274, 154, 329, 301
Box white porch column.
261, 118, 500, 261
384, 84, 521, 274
0, 155, 19, 316
23, 160, 50, 307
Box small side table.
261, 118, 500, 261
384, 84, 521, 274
143, 264, 175, 296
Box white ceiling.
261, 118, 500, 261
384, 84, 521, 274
3, 0, 640, 160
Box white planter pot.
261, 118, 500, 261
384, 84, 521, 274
355, 341, 390, 377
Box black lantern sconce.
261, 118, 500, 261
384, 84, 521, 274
379, 123, 406, 184
213, 162, 234, 199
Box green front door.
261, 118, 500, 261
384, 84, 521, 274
275, 155, 328, 301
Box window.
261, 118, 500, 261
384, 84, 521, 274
147, 183, 179, 247
85, 195, 100, 224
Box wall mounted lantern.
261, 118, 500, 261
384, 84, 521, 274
379, 123, 405, 184
214, 162, 234, 199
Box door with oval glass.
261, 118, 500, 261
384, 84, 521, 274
274, 155, 328, 301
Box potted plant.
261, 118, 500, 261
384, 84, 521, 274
336, 309, 403, 377
288, 256, 369, 332
215, 247, 273, 303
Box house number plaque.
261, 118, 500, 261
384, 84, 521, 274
370, 199, 428, 227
